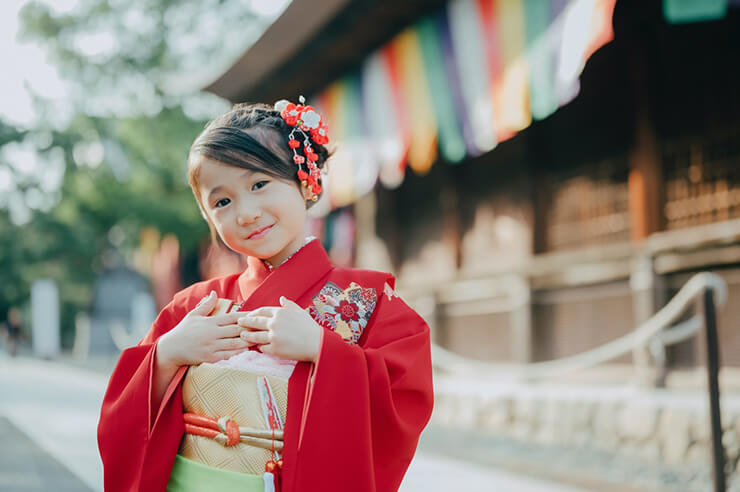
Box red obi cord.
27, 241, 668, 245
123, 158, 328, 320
183, 412, 240, 446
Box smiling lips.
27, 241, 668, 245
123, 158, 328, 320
247, 224, 274, 239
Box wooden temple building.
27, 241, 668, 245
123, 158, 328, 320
203, 0, 740, 378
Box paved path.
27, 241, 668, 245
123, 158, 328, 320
0, 352, 588, 492
0, 355, 105, 491
0, 416, 93, 491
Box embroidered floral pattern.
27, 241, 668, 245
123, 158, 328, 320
306, 281, 378, 344
383, 281, 399, 302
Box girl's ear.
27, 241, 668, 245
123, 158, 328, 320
300, 184, 314, 202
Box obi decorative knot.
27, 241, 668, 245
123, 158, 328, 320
183, 412, 284, 450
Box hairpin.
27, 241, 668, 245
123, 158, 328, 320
274, 96, 329, 202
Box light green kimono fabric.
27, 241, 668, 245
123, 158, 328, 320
166, 454, 264, 492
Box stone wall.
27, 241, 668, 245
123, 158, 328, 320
431, 376, 740, 490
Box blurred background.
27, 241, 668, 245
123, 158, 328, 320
1, 0, 739, 491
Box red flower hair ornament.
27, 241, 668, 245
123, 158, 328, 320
274, 96, 330, 202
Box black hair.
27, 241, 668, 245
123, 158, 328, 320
187, 102, 332, 244
188, 103, 331, 207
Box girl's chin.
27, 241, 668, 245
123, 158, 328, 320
232, 241, 282, 259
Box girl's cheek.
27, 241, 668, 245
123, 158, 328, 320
211, 212, 227, 230
212, 207, 228, 220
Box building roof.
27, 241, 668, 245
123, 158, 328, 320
204, 0, 448, 103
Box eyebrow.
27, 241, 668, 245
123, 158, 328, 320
206, 169, 260, 201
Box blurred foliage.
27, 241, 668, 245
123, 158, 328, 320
1, 0, 270, 345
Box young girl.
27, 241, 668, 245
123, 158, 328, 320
97, 100, 434, 492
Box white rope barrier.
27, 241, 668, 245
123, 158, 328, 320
431, 272, 728, 381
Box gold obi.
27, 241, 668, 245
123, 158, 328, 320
179, 362, 289, 474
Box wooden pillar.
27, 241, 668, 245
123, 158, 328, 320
628, 108, 666, 385
627, 22, 666, 386
523, 126, 548, 362
630, 255, 667, 387
354, 189, 394, 273
531, 172, 550, 255
626, 0, 664, 241
509, 274, 533, 363
440, 165, 462, 271
628, 110, 663, 241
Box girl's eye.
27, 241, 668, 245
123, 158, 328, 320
214, 198, 230, 208
252, 180, 268, 191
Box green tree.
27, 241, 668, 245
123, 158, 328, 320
1, 0, 281, 346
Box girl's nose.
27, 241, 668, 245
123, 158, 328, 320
236, 207, 261, 226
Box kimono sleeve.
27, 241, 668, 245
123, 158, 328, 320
96, 291, 191, 492
293, 274, 434, 492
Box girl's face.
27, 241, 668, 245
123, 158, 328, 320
192, 155, 312, 266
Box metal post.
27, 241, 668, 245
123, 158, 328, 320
704, 288, 726, 492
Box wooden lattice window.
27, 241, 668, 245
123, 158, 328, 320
663, 127, 740, 230
545, 156, 631, 252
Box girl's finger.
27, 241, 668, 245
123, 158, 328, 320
216, 337, 250, 351
210, 311, 251, 325
257, 343, 274, 355
241, 330, 271, 345
213, 348, 249, 361
238, 316, 270, 331
279, 296, 303, 311
216, 323, 243, 338
242, 306, 278, 318
191, 291, 217, 315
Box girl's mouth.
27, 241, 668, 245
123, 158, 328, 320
248, 224, 274, 239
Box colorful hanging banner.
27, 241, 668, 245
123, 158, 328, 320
320, 82, 350, 208
476, 0, 510, 143
361, 51, 406, 188
383, 41, 412, 182
663, 0, 728, 24
437, 9, 479, 156
417, 15, 467, 164
494, 0, 532, 136
523, 0, 558, 121
394, 27, 439, 175
447, 0, 498, 154
554, 0, 615, 106
312, 0, 617, 212
344, 73, 378, 202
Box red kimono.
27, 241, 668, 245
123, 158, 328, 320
97, 238, 434, 491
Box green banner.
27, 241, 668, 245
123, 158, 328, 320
663, 0, 728, 24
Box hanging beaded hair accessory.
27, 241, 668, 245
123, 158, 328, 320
274, 96, 329, 202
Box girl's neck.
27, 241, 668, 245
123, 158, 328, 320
262, 235, 316, 272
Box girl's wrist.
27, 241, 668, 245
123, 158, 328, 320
156, 334, 179, 371
310, 327, 323, 363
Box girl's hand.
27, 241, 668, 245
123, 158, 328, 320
238, 296, 322, 362
157, 290, 250, 368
